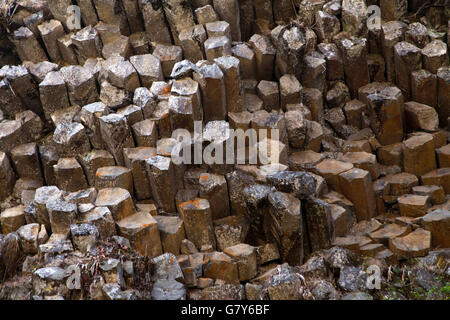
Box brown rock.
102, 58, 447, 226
389, 228, 431, 259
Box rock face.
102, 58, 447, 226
0, 0, 449, 301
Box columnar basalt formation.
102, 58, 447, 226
0, 0, 449, 301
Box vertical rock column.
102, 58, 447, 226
139, 0, 173, 44
340, 37, 370, 98
212, 0, 241, 41
93, 0, 130, 35
10, 27, 48, 63
366, 85, 404, 146
194, 63, 226, 122
37, 20, 65, 64
163, 0, 196, 45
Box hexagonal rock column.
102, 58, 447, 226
212, 0, 241, 41
10, 143, 43, 183
411, 69, 438, 108
0, 151, 15, 201
154, 216, 185, 255
198, 173, 230, 221
139, 0, 172, 44
168, 95, 195, 132
60, 66, 99, 107
365, 85, 404, 146
145, 156, 177, 213
224, 243, 257, 281
403, 134, 436, 177
123, 147, 156, 201
70, 26, 103, 64
93, 0, 130, 35
11, 27, 48, 63
39, 71, 70, 122
53, 158, 89, 192
381, 21, 407, 83
117, 211, 162, 258
52, 122, 91, 158
78, 206, 116, 240
95, 187, 135, 221
421, 168, 450, 194
265, 191, 304, 266
404, 102, 439, 132
47, 199, 77, 234
421, 40, 448, 74
214, 56, 243, 113
398, 194, 430, 218
340, 37, 370, 98
129, 54, 164, 88
95, 166, 133, 195
314, 159, 354, 193
37, 20, 65, 64
213, 215, 249, 251
193, 63, 226, 122
179, 198, 216, 251
437, 67, 450, 127
305, 199, 332, 253
394, 41, 422, 98
389, 228, 431, 260
3, 66, 43, 118
178, 25, 206, 63
421, 210, 450, 248
98, 114, 135, 166
249, 34, 276, 81
203, 251, 239, 284
33, 186, 63, 232
342, 0, 368, 37
339, 168, 377, 222
160, 0, 194, 44
171, 78, 203, 121
0, 205, 25, 234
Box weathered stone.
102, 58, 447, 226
421, 168, 450, 194
224, 244, 257, 281
70, 26, 102, 64
57, 33, 79, 65
178, 25, 207, 63
11, 27, 47, 63
203, 251, 239, 284
403, 134, 436, 177
411, 69, 438, 108
46, 199, 77, 234
364, 84, 404, 146
1, 205, 25, 234
179, 199, 216, 250
32, 267, 69, 298
79, 206, 116, 240
381, 21, 407, 83
249, 34, 276, 81
95, 188, 135, 221
342, 0, 367, 37
153, 44, 183, 78
394, 41, 422, 98
389, 228, 431, 260
340, 37, 370, 97
60, 66, 99, 107
129, 32, 150, 54
421, 210, 450, 248
99, 114, 135, 166
436, 67, 450, 127
53, 158, 89, 192
117, 211, 162, 258
421, 40, 448, 74
398, 194, 430, 218
70, 223, 99, 253
145, 156, 177, 213
154, 216, 185, 255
